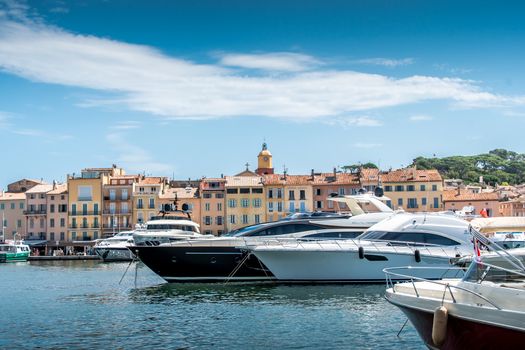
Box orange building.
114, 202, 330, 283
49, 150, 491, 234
443, 189, 500, 217
199, 178, 226, 236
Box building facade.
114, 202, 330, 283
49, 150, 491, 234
312, 171, 361, 212
499, 198, 525, 217
199, 178, 226, 236
0, 191, 26, 241
132, 176, 166, 225
382, 167, 443, 212
225, 175, 265, 232
46, 183, 68, 242
25, 184, 53, 240
102, 175, 138, 237
443, 189, 500, 217
159, 186, 202, 230
264, 174, 314, 221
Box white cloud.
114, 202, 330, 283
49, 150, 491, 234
106, 132, 172, 173
353, 142, 382, 148
0, 6, 523, 121
353, 57, 414, 67
217, 52, 321, 72
325, 116, 383, 128
409, 114, 433, 121
112, 120, 141, 130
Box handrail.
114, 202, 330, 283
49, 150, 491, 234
383, 266, 501, 310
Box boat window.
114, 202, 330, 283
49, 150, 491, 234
423, 233, 461, 246
225, 223, 270, 236
251, 223, 321, 237
359, 231, 460, 246
302, 231, 362, 239
464, 256, 525, 284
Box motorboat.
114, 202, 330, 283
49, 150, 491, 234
384, 231, 525, 349
245, 213, 473, 282
93, 230, 135, 262
132, 213, 209, 245
0, 241, 30, 262
131, 194, 395, 282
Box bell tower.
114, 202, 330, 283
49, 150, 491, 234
255, 142, 274, 175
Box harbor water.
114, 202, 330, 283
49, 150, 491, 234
0, 261, 424, 349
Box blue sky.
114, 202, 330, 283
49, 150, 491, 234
1, 0, 525, 187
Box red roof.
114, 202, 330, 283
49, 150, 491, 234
443, 189, 499, 202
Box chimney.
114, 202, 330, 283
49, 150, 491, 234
311, 169, 314, 181
53, 180, 57, 190
284, 169, 287, 181
457, 186, 461, 196
333, 167, 337, 179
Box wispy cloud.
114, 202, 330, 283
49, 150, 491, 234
409, 114, 433, 122
353, 142, 382, 149
111, 120, 142, 130
352, 57, 414, 67
217, 52, 321, 72
0, 4, 524, 121
325, 116, 383, 128
106, 132, 172, 173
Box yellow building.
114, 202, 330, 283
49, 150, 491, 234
224, 175, 265, 232
381, 167, 443, 212
67, 166, 124, 241
264, 174, 314, 221
132, 176, 166, 224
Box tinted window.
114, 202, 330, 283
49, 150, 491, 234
359, 231, 460, 246
303, 231, 362, 239
251, 223, 320, 237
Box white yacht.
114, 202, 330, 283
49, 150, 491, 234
245, 213, 473, 282
94, 230, 136, 261
132, 214, 208, 245
384, 232, 525, 349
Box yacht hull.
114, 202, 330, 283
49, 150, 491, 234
391, 301, 525, 349
252, 249, 460, 282
131, 245, 275, 282
94, 247, 134, 262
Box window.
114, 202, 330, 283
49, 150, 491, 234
39, 194, 45, 199
50, 232, 55, 241
398, 198, 403, 206
240, 188, 250, 194
253, 198, 261, 208
338, 188, 345, 196
71, 232, 77, 240
289, 190, 295, 200
122, 202, 128, 214
268, 189, 273, 198
395, 185, 404, 192
434, 197, 439, 209
78, 186, 92, 201
205, 203, 210, 211
422, 197, 427, 206
50, 204, 55, 213
316, 189, 322, 196
228, 199, 237, 208
277, 189, 282, 198
289, 202, 295, 212
217, 203, 222, 211
277, 202, 283, 212
60, 232, 65, 241
255, 214, 260, 224
17, 219, 22, 228
94, 203, 99, 214
139, 187, 144, 192
82, 218, 88, 228
122, 189, 128, 200
93, 232, 98, 240
29, 219, 34, 229
137, 198, 143, 209
268, 202, 274, 212
60, 218, 65, 227
203, 193, 212, 199
420, 185, 426, 191
61, 195, 65, 200
241, 199, 249, 208
204, 216, 211, 225
327, 200, 334, 209
50, 219, 55, 228
149, 198, 155, 209
432, 184, 438, 191
216, 216, 223, 225
72, 218, 77, 228
407, 185, 415, 192
82, 203, 88, 215
242, 215, 249, 224
252, 188, 263, 194
10, 203, 15, 209
109, 189, 116, 201
300, 202, 306, 212
215, 193, 224, 199
226, 188, 238, 194
300, 190, 306, 200
40, 218, 44, 228
0, 204, 4, 210
304, 231, 362, 240
316, 201, 323, 209
385, 186, 392, 192
229, 215, 236, 224
407, 198, 418, 209
19, 202, 24, 209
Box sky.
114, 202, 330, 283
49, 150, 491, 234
1, 0, 525, 187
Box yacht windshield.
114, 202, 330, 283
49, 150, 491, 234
358, 231, 461, 246
146, 224, 197, 232
464, 255, 525, 284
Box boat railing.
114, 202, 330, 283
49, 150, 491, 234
248, 238, 464, 259
383, 266, 502, 310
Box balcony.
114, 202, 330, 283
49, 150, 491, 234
69, 224, 100, 229
102, 210, 131, 215
103, 196, 130, 202
103, 224, 132, 230
23, 210, 47, 215
69, 212, 100, 216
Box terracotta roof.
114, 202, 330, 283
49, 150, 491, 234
263, 174, 313, 186
201, 178, 226, 182
26, 184, 55, 194
159, 187, 198, 199
443, 189, 499, 202
381, 168, 442, 183
312, 173, 360, 186
47, 184, 68, 195
0, 192, 26, 201
225, 176, 263, 187
138, 176, 165, 185
263, 173, 360, 186
359, 168, 380, 181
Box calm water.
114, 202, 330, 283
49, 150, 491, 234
0, 261, 424, 349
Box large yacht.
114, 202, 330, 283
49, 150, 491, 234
245, 213, 473, 282
131, 194, 395, 282
384, 230, 525, 349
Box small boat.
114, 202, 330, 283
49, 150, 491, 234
384, 233, 525, 349
93, 231, 135, 262
0, 241, 31, 262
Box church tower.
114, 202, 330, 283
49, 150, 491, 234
255, 142, 274, 175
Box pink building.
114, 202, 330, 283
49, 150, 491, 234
199, 178, 226, 236
46, 183, 68, 242
443, 189, 500, 217
499, 197, 525, 217
0, 191, 26, 241
312, 171, 361, 212
25, 184, 54, 240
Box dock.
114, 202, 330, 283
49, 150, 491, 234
28, 255, 101, 261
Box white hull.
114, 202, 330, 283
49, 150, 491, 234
94, 247, 134, 261
252, 248, 464, 282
